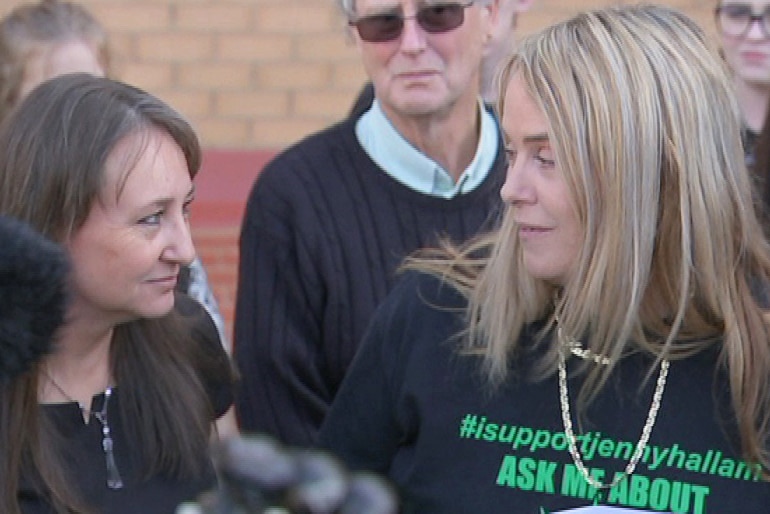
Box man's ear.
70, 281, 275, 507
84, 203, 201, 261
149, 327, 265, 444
486, 0, 500, 27
513, 0, 535, 14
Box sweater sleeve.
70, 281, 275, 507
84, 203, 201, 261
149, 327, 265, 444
233, 160, 332, 447
316, 273, 417, 474
317, 270, 470, 474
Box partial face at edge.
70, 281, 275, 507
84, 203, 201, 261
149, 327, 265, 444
485, 0, 533, 57
499, 73, 582, 286
19, 39, 105, 101
718, 0, 770, 88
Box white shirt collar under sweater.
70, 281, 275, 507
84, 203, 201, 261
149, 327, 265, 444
355, 99, 499, 199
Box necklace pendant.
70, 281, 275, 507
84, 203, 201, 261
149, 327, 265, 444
566, 341, 612, 366
95, 387, 124, 490
557, 326, 611, 366
43, 369, 123, 489
105, 438, 124, 490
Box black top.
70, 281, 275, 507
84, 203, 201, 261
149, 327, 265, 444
19, 294, 234, 514
744, 125, 759, 171
349, 82, 374, 119
233, 114, 506, 446
319, 271, 770, 513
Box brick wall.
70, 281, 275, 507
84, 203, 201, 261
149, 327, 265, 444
0, 0, 717, 150
0, 0, 720, 340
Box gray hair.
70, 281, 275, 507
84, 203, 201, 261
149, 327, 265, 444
337, 0, 492, 19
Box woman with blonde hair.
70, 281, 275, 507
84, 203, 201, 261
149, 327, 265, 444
319, 4, 770, 512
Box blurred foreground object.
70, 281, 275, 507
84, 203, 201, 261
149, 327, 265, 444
0, 214, 68, 380
178, 434, 398, 514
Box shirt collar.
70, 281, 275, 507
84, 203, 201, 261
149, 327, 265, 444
355, 98, 499, 199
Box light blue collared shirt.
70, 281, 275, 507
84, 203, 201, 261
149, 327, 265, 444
355, 99, 499, 199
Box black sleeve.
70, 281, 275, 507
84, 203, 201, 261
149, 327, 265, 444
233, 162, 332, 446
176, 264, 192, 294
316, 279, 408, 473
175, 292, 235, 418
318, 271, 469, 473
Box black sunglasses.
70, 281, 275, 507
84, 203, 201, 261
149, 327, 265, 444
716, 3, 770, 39
349, 2, 475, 43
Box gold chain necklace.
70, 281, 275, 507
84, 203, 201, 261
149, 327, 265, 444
555, 326, 669, 490
557, 324, 612, 366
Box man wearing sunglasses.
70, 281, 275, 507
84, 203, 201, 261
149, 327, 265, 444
350, 0, 534, 115
234, 0, 532, 448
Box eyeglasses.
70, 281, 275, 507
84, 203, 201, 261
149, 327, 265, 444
715, 3, 770, 39
349, 2, 475, 43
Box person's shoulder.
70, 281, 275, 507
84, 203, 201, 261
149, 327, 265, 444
349, 82, 375, 119
246, 117, 361, 208
175, 292, 235, 416
174, 290, 207, 317
361, 270, 469, 374
174, 291, 220, 346
260, 118, 359, 177
382, 270, 468, 322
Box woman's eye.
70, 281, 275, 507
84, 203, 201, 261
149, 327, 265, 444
534, 147, 555, 166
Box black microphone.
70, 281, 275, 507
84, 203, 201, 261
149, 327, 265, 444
0, 215, 69, 381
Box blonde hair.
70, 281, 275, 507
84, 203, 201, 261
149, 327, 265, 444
408, 4, 770, 470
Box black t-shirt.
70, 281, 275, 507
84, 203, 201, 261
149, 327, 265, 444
319, 272, 770, 513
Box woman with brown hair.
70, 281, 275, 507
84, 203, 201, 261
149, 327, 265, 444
0, 0, 230, 352
0, 73, 235, 514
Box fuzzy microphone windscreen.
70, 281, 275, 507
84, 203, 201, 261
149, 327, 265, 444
181, 434, 398, 514
0, 215, 69, 381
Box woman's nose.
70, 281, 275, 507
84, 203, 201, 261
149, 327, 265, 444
162, 215, 196, 265
500, 158, 536, 205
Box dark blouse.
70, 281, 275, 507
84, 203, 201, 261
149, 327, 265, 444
18, 294, 234, 514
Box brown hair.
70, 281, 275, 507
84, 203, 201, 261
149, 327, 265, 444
0, 73, 225, 514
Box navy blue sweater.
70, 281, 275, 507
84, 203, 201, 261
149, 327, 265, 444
233, 114, 505, 446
